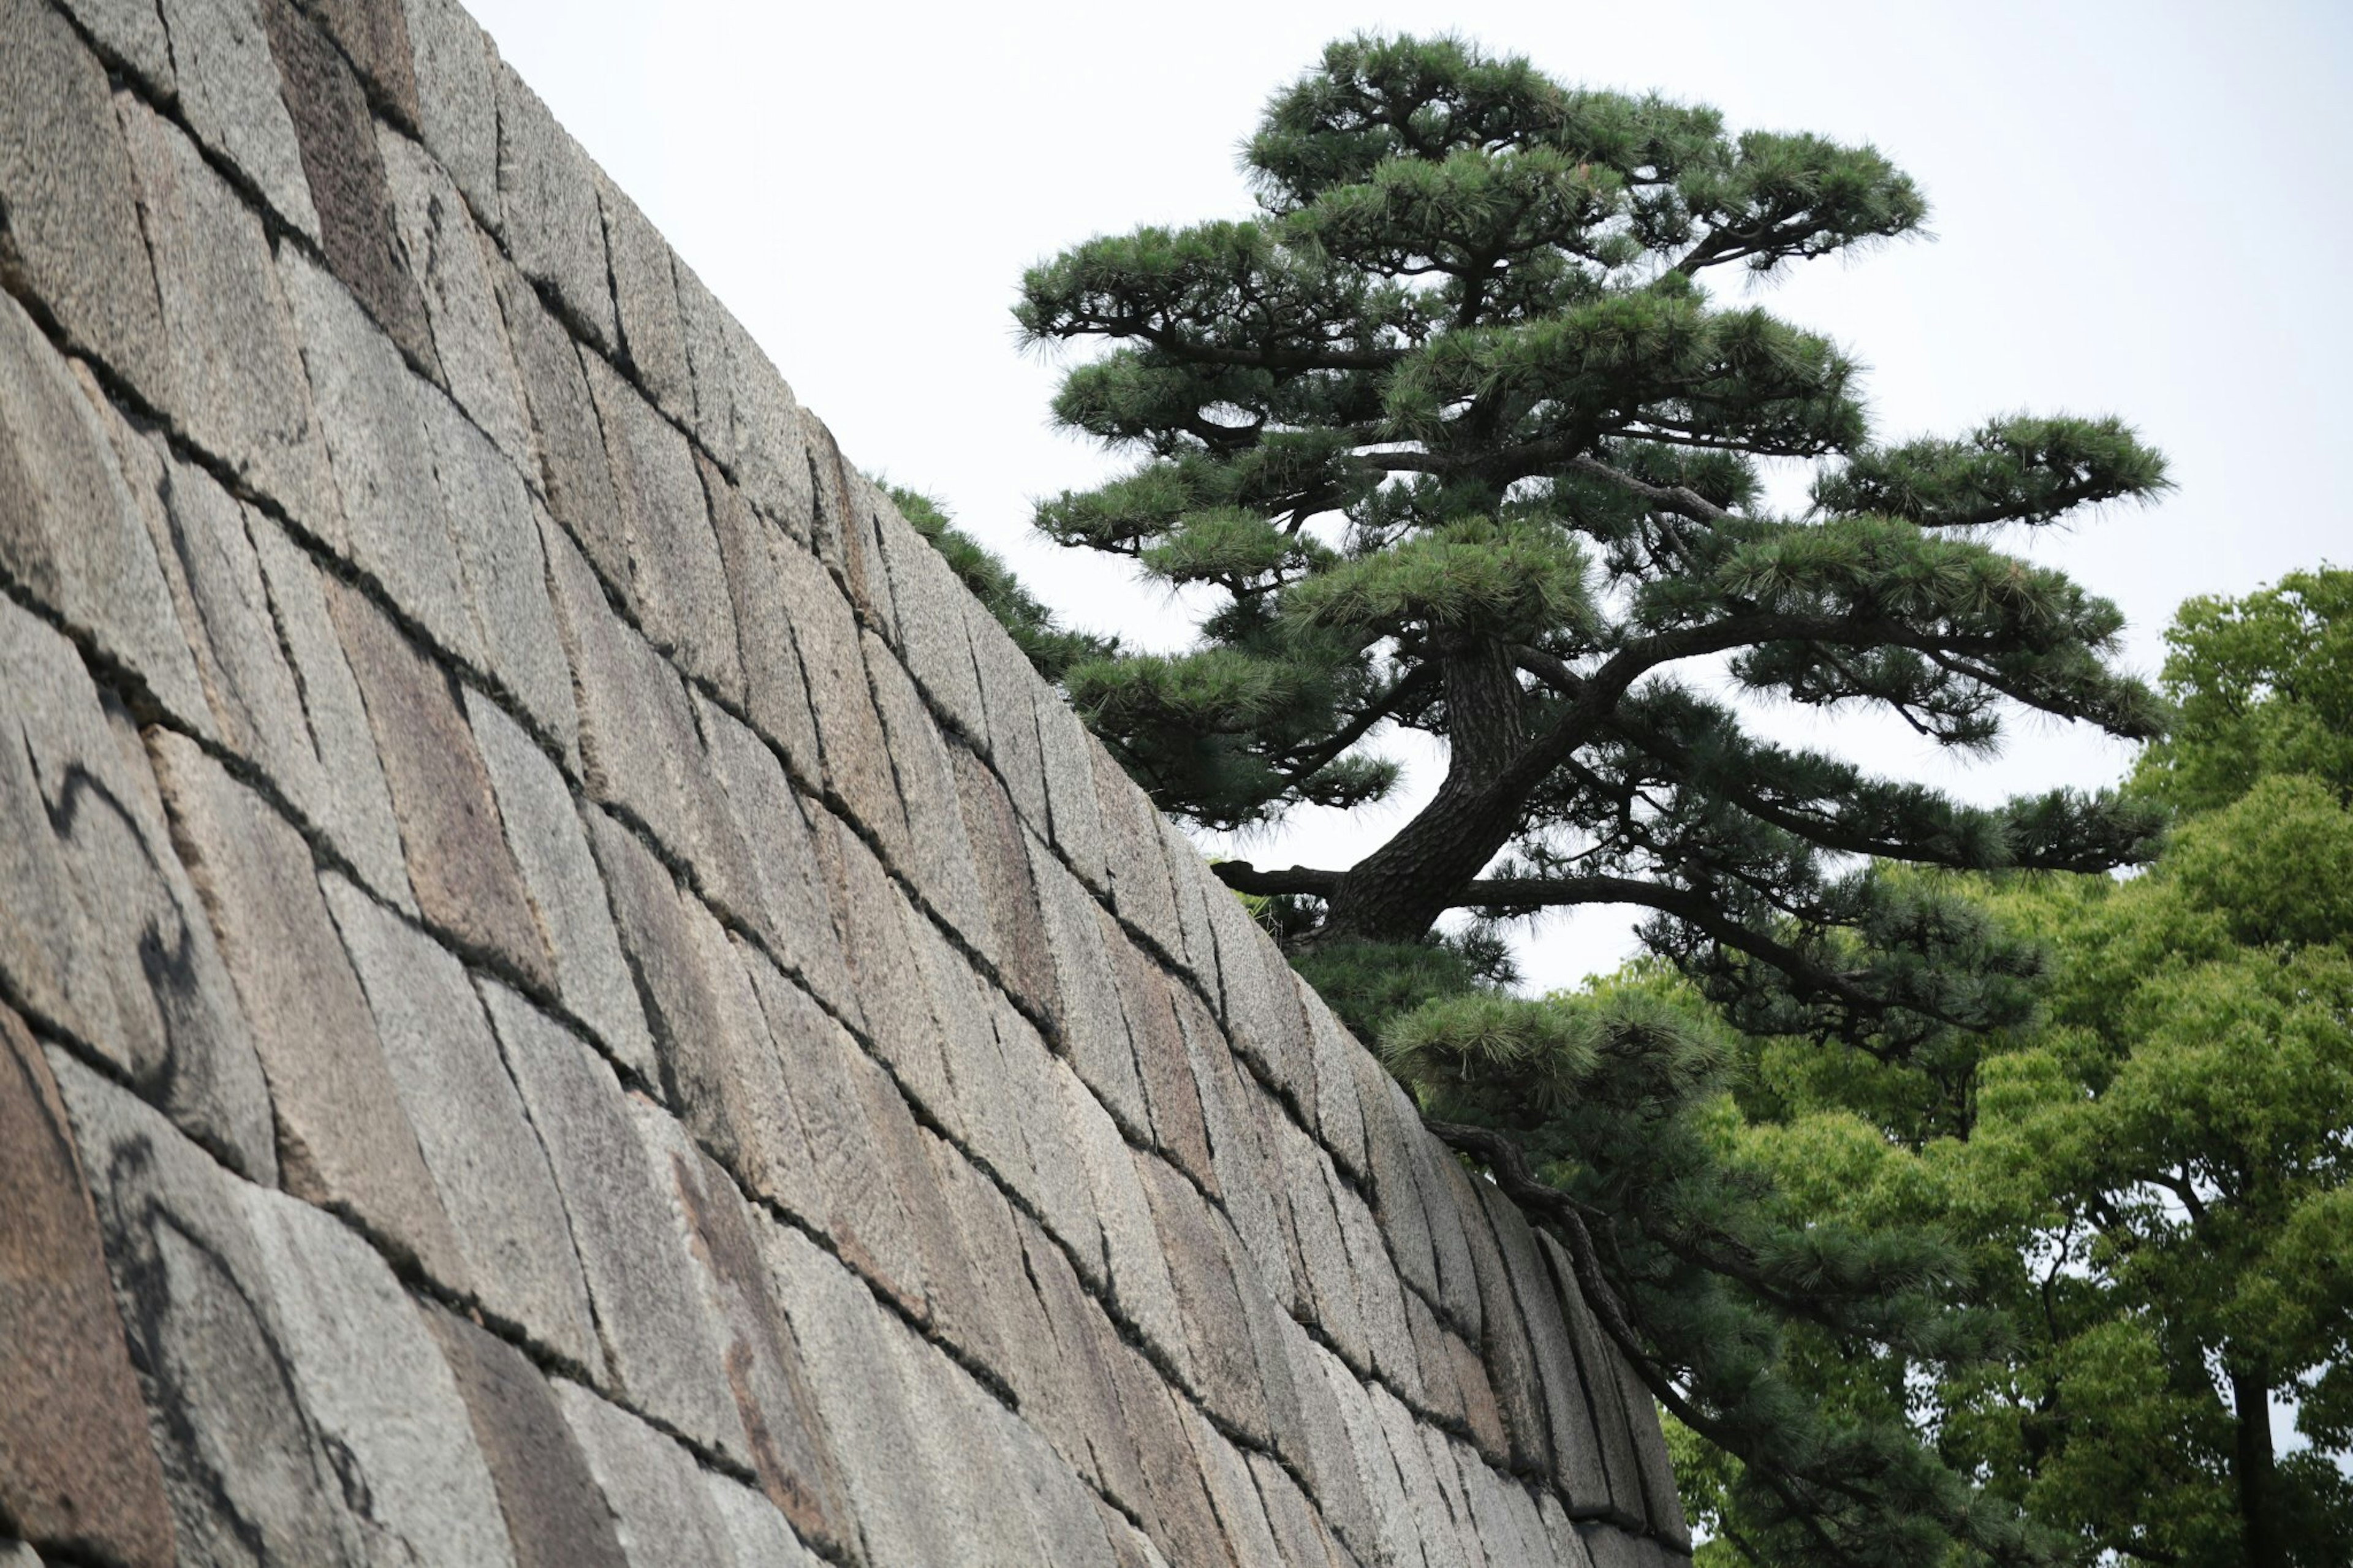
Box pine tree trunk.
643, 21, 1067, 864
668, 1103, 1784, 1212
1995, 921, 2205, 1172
2230, 1366, 2284, 1568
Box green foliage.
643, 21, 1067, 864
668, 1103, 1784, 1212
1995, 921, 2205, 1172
883, 484, 1115, 681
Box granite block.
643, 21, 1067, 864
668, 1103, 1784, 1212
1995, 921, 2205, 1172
52, 0, 175, 94
497, 259, 628, 588
872, 502, 986, 740
995, 1406, 1120, 1568
701, 453, 825, 781
1202, 871, 1315, 1109
670, 256, 734, 466
0, 0, 171, 398
1414, 1129, 1483, 1343
420, 390, 580, 756
154, 0, 322, 237
423, 1305, 629, 1568
261, 0, 436, 371
1275, 1118, 1370, 1370
1539, 1232, 1653, 1529
820, 817, 953, 1122
0, 1006, 175, 1568
1248, 1452, 1349, 1568
1089, 737, 1184, 958
1136, 1157, 1264, 1439
300, 0, 423, 125
1417, 1430, 1488, 1568
477, 979, 748, 1456
51, 1051, 375, 1564
727, 330, 810, 534
118, 93, 339, 537
703, 1472, 822, 1568
1033, 684, 1107, 890
1107, 923, 1215, 1189
1300, 983, 1370, 1180
1477, 1183, 1595, 1496
1406, 1289, 1467, 1429
0, 597, 275, 1181
240, 1184, 520, 1567
838, 469, 899, 629
1017, 1213, 1148, 1513
1103, 1339, 1233, 1568
325, 578, 555, 988
553, 1381, 740, 1568
988, 995, 1105, 1286
493, 61, 615, 350
924, 1135, 1055, 1409
1159, 817, 1223, 991
1452, 1328, 1510, 1465
1371, 1384, 1464, 1568
1333, 1172, 1422, 1398
244, 507, 419, 910
1184, 1000, 1301, 1316
863, 631, 988, 944
968, 603, 1051, 833
1276, 1316, 1377, 1562
954, 745, 1055, 1014
910, 912, 1020, 1173
282, 246, 484, 663
583, 350, 742, 700
770, 531, 908, 857
1059, 1072, 1190, 1379
322, 874, 601, 1370
1184, 1406, 1283, 1567
379, 125, 534, 467
892, 1124, 1007, 1381
1029, 838, 1149, 1134
0, 294, 206, 732
541, 520, 695, 849
598, 176, 690, 420
1359, 1069, 1441, 1303
1319, 1354, 1421, 1568
398, 0, 498, 222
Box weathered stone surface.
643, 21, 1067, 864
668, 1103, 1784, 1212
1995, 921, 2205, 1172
1322, 1352, 1426, 1568
1107, 923, 1216, 1189
989, 994, 1106, 1284
1088, 738, 1183, 955
1578, 1523, 1643, 1568
627, 1109, 851, 1550
598, 176, 690, 420
0, 1006, 175, 1568
1103, 1338, 1233, 1568
1249, 1452, 1350, 1568
261, 0, 436, 371
925, 1134, 1055, 1405
1159, 820, 1224, 995
325, 577, 556, 988
1274, 1117, 1370, 1369
151, 730, 464, 1278
0, 599, 275, 1180
420, 388, 581, 758
554, 1380, 740, 1568
466, 690, 656, 1075
50, 1050, 371, 1566
770, 531, 909, 856
399, 0, 498, 222
321, 874, 601, 1371
240, 1184, 520, 1567
494, 62, 616, 350
1538, 1232, 1651, 1529
542, 520, 688, 833
968, 602, 1052, 833
703, 1472, 822, 1568
1479, 1183, 1606, 1506
0, 0, 171, 399
281, 245, 484, 662
1333, 1172, 1423, 1398
583, 350, 741, 700
118, 93, 341, 538
1276, 1314, 1377, 1562
1033, 685, 1107, 890
722, 346, 809, 538
1373, 1384, 1467, 1568
1184, 1405, 1283, 1567
155, 0, 322, 237
477, 979, 749, 1455
301, 0, 423, 124
53, 0, 175, 94
955, 745, 1055, 1013
1452, 1325, 1510, 1465
995, 1403, 1121, 1568
836, 469, 900, 629
422, 1305, 629, 1568
244, 506, 419, 909
1411, 1124, 1482, 1343
1058, 1070, 1190, 1379
700, 454, 824, 781
1017, 1213, 1150, 1515
873, 504, 987, 740
819, 820, 952, 1112
0, 295, 206, 732
1202, 869, 1316, 1110
1184, 1001, 1301, 1317
1136, 1156, 1264, 1439
1417, 1429, 1489, 1568
670, 257, 735, 465
865, 632, 988, 941
1300, 983, 1370, 1180
1406, 1288, 1466, 1428
1031, 838, 1150, 1134
497, 258, 628, 586
1360, 1069, 1441, 1304
379, 125, 535, 468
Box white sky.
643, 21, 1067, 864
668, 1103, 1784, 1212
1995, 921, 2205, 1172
469, 0, 2352, 989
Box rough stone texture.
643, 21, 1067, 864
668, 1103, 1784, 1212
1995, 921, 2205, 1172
1089, 738, 1184, 959
705, 1472, 823, 1568
1031, 835, 1150, 1135
599, 176, 691, 420
0, 598, 276, 1181
702, 454, 825, 782
400, 0, 499, 222
156, 0, 324, 237
0, 0, 173, 400
864, 631, 988, 946
873, 504, 987, 740
956, 744, 1057, 1015
493, 62, 615, 350
52, 0, 176, 96
322, 874, 601, 1370
498, 256, 629, 585
325, 577, 556, 989
302, 0, 423, 125
260, 0, 438, 371
0, 1005, 175, 1568
555, 1380, 742, 1568
770, 528, 909, 858
968, 602, 1052, 833
544, 521, 688, 830
1034, 686, 1107, 892
1481, 1182, 1610, 1509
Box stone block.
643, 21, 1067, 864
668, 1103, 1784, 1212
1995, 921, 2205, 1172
1370, 1385, 1463, 1568
379, 126, 535, 468
118, 94, 340, 537
542, 524, 689, 839
1103, 1339, 1233, 1568
1412, 1128, 1483, 1342
1059, 1074, 1191, 1380
835, 468, 898, 629
399, 0, 498, 222
476, 979, 748, 1456
1539, 1232, 1656, 1530
726, 335, 810, 535
1406, 1289, 1466, 1429
493, 61, 615, 350
923, 1135, 1054, 1407
1030, 837, 1149, 1134
260, 0, 436, 371
0, 587, 275, 1181
1452, 1329, 1510, 1466
1319, 1354, 1422, 1568
421, 393, 580, 756
989, 996, 1105, 1285
321, 874, 601, 1371
1016, 1214, 1148, 1515
154, 0, 322, 237
301, 0, 423, 125
1159, 818, 1224, 995
1099, 1503, 1173, 1568
968, 604, 1051, 833
670, 257, 735, 465
1477, 1183, 1601, 1502
1359, 1070, 1441, 1303
994, 1405, 1120, 1568
864, 631, 988, 944
909, 912, 1018, 1170
244, 507, 419, 909
53, 0, 175, 94
1089, 738, 1184, 958
701, 455, 824, 781
1033, 686, 1107, 890
1135, 1157, 1265, 1439
770, 532, 909, 858
597, 176, 690, 420
281, 246, 484, 663
0, 0, 171, 399
703, 1473, 822, 1568
1183, 1406, 1283, 1566
1247, 1452, 1349, 1568
872, 503, 987, 739
0, 1006, 175, 1568
422, 1305, 629, 1568
820, 817, 954, 1119
1107, 923, 1216, 1189
324, 578, 556, 988
1333, 1173, 1422, 1399
1201, 870, 1316, 1110
1276, 1317, 1377, 1561
1416, 1429, 1490, 1568
1274, 1118, 1370, 1369
553, 1381, 740, 1568
1184, 999, 1301, 1316
0, 294, 207, 732
583, 350, 742, 700
893, 1124, 1009, 1376
953, 746, 1054, 1015
1299, 983, 1370, 1180
239, 1184, 520, 1567
497, 259, 628, 587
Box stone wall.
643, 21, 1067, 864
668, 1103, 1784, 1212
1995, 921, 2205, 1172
0, 1, 1692, 1563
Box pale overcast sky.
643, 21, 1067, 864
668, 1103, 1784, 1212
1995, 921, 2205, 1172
469, 0, 2351, 988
